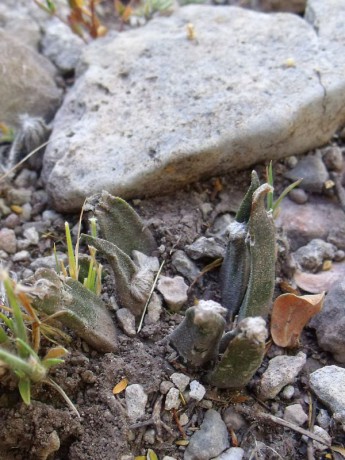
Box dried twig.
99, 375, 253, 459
129, 395, 174, 442
237, 406, 331, 447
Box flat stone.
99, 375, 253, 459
144, 292, 162, 325
283, 404, 308, 426
184, 409, 229, 460
157, 275, 188, 312
292, 239, 337, 272
171, 250, 201, 282
312, 426, 332, 451
170, 373, 190, 392
165, 388, 180, 410
284, 152, 329, 193
309, 281, 345, 362
211, 447, 245, 460
0, 29, 61, 127
276, 196, 345, 251
258, 352, 306, 400
116, 308, 136, 337
125, 384, 148, 423
42, 2, 345, 212
185, 237, 225, 260
0, 228, 17, 254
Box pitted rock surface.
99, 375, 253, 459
42, 1, 345, 211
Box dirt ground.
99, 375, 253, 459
1, 1, 345, 459
0, 158, 344, 460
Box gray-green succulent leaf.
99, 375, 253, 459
205, 316, 267, 389
84, 191, 157, 256
168, 300, 226, 367
28, 268, 117, 353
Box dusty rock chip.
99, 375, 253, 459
0, 228, 17, 254
292, 239, 337, 272
42, 2, 345, 212
165, 388, 180, 410
184, 409, 229, 460
283, 404, 308, 426
185, 237, 225, 260
284, 152, 329, 193
171, 250, 201, 282
125, 384, 148, 423
157, 275, 188, 311
258, 352, 306, 400
170, 373, 190, 392
212, 447, 245, 460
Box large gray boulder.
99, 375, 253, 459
0, 30, 61, 128
42, 1, 345, 212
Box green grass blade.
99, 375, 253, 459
65, 222, 77, 280
3, 276, 28, 351
266, 161, 274, 211
0, 312, 14, 332
273, 178, 303, 217
18, 377, 31, 404
0, 326, 9, 344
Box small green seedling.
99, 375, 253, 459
0, 271, 78, 416
266, 160, 302, 218
55, 210, 102, 295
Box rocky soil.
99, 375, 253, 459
0, 1, 345, 459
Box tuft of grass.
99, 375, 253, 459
55, 211, 103, 295
0, 271, 79, 416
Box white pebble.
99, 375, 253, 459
170, 372, 190, 392
165, 388, 180, 410
189, 380, 206, 402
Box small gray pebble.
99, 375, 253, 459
281, 385, 295, 400
322, 146, 343, 172
160, 380, 174, 395
12, 250, 30, 262
289, 188, 308, 204
334, 250, 345, 262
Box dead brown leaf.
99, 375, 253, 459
271, 292, 325, 347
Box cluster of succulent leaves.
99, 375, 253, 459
27, 191, 158, 355
0, 271, 78, 414
170, 171, 275, 388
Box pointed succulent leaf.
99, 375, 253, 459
169, 300, 226, 367
238, 184, 276, 320
85, 191, 157, 256
28, 268, 117, 353
82, 234, 153, 316
205, 317, 267, 389
220, 221, 250, 320
235, 170, 260, 223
